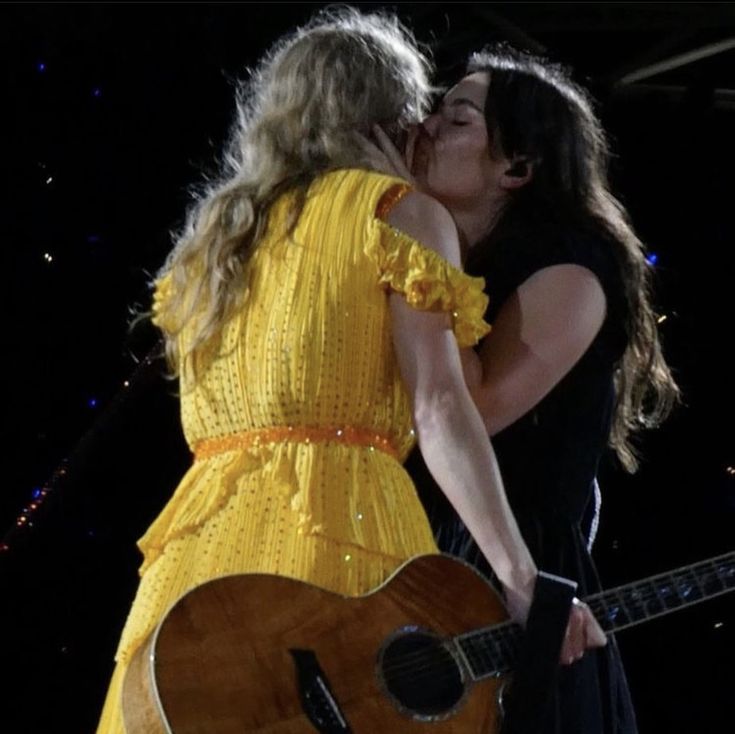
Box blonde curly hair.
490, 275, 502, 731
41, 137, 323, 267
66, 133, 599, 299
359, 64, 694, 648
153, 7, 434, 377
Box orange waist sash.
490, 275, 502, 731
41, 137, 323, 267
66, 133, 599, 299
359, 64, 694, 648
193, 425, 400, 462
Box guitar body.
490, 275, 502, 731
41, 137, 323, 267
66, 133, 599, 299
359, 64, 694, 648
122, 555, 507, 733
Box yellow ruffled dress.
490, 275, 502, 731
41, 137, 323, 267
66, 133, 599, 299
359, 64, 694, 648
96, 168, 490, 733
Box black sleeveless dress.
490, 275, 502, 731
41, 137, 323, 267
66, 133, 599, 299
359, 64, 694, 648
406, 224, 639, 734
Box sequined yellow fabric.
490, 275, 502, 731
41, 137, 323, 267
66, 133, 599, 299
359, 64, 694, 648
368, 219, 491, 347
96, 169, 490, 733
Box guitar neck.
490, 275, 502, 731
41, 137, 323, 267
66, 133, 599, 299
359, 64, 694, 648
455, 550, 735, 680
586, 550, 735, 634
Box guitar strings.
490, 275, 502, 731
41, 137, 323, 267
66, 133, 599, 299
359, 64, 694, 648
586, 563, 735, 624
379, 562, 734, 682
380, 624, 521, 680
587, 556, 735, 608
381, 562, 733, 683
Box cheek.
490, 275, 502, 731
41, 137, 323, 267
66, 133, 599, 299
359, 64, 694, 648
436, 129, 489, 170
431, 136, 490, 193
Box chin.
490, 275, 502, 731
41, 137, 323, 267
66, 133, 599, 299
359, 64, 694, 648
415, 173, 444, 202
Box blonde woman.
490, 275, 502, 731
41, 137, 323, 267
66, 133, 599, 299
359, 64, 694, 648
96, 10, 603, 732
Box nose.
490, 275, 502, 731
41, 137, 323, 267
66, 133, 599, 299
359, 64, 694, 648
420, 112, 441, 139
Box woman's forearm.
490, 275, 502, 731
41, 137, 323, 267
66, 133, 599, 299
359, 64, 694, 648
414, 384, 537, 608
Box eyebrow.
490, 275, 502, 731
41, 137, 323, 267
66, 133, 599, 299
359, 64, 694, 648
443, 97, 485, 114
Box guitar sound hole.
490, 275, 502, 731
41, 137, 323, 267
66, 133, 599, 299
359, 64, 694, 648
379, 630, 465, 720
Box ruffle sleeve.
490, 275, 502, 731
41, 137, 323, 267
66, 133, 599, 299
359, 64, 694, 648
366, 218, 491, 347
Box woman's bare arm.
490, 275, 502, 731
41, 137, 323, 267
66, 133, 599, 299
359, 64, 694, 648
386, 191, 537, 620
386, 193, 607, 654
472, 264, 607, 435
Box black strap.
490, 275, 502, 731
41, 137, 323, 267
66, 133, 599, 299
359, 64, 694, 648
501, 571, 577, 734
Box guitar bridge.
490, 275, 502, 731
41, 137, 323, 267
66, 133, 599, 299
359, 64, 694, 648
289, 648, 353, 733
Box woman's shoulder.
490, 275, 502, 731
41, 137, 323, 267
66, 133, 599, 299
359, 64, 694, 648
303, 168, 420, 231
472, 220, 618, 287
380, 189, 459, 265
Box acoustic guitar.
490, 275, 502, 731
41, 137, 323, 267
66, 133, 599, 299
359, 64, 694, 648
122, 551, 734, 733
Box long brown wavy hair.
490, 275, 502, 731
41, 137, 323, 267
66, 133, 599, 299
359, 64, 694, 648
153, 7, 434, 377
466, 45, 680, 471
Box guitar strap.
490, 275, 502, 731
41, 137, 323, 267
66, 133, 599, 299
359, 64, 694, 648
500, 571, 577, 734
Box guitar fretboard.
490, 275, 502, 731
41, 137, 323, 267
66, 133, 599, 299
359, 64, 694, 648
454, 550, 735, 680
588, 551, 735, 634
455, 620, 522, 679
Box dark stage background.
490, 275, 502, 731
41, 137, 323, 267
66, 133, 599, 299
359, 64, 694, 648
1, 4, 734, 733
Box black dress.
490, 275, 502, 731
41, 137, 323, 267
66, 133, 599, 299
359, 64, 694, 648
407, 224, 639, 734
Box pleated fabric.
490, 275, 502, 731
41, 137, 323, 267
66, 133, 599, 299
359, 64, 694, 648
96, 168, 490, 733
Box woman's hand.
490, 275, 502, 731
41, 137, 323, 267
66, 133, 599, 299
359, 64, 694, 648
559, 597, 608, 665
502, 579, 607, 663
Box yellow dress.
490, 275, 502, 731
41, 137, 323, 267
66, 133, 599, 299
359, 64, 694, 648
96, 168, 490, 733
